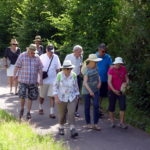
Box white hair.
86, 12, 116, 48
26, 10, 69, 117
73, 45, 83, 51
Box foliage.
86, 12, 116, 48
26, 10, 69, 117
106, 0, 150, 116
0, 0, 149, 130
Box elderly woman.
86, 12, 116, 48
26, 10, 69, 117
108, 57, 129, 129
53, 60, 79, 138
82, 54, 102, 130
3, 39, 21, 94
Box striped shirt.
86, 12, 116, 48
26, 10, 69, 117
15, 52, 43, 84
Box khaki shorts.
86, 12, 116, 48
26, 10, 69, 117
39, 84, 54, 98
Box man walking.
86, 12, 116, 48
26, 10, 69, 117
14, 44, 43, 120
96, 43, 112, 116
39, 44, 61, 118
65, 45, 83, 117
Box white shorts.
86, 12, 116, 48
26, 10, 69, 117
7, 65, 15, 77
40, 84, 54, 98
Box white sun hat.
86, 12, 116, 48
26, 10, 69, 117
61, 60, 75, 69
86, 54, 102, 62
113, 57, 124, 64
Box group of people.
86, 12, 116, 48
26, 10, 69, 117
3, 35, 129, 138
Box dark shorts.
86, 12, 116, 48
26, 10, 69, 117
18, 83, 39, 100
108, 90, 126, 112
99, 82, 108, 97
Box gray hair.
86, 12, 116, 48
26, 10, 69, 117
73, 45, 83, 51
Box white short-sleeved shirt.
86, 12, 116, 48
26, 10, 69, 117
40, 53, 61, 84
65, 53, 82, 75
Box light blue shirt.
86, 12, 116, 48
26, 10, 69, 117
96, 52, 112, 82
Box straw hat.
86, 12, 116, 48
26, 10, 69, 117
34, 35, 42, 42
27, 44, 37, 51
61, 60, 75, 69
10, 39, 18, 45
86, 54, 102, 62
113, 57, 123, 64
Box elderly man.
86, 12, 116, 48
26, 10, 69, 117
14, 44, 43, 120
38, 44, 61, 118
96, 43, 112, 117
65, 45, 83, 117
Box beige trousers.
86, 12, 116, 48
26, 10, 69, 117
57, 99, 77, 125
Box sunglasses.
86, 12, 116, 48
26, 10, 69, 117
12, 43, 18, 46
102, 50, 105, 53
66, 68, 72, 70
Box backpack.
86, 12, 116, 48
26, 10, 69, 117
57, 71, 76, 81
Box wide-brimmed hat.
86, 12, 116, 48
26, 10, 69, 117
46, 44, 55, 52
113, 57, 124, 64
27, 44, 37, 51
61, 60, 75, 69
86, 54, 102, 62
10, 39, 18, 45
34, 35, 42, 42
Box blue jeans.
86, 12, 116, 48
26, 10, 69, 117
83, 91, 100, 124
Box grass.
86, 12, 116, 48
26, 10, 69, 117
0, 109, 67, 150
102, 97, 150, 133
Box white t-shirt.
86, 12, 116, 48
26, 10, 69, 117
40, 53, 61, 84
65, 53, 82, 75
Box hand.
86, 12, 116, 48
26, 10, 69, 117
89, 91, 95, 97
55, 96, 61, 104
97, 83, 101, 89
39, 79, 43, 86
113, 90, 121, 96
13, 76, 17, 81
4, 65, 8, 69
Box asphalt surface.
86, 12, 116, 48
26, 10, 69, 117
0, 67, 150, 150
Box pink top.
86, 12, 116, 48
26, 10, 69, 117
108, 65, 127, 91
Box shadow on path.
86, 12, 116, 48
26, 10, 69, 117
0, 68, 150, 150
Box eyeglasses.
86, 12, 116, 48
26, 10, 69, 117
102, 50, 105, 53
30, 52, 35, 54
12, 43, 18, 46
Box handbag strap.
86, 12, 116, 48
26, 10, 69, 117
47, 55, 54, 72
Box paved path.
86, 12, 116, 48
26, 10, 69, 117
0, 67, 150, 150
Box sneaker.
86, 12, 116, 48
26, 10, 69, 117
110, 123, 116, 128
59, 128, 64, 135
39, 109, 44, 115
14, 92, 18, 95
19, 109, 24, 119
26, 112, 31, 120
75, 112, 80, 117
49, 114, 56, 119
83, 124, 93, 129
118, 123, 128, 129
93, 125, 101, 131
70, 128, 78, 138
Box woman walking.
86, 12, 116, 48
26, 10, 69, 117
108, 57, 129, 129
3, 39, 21, 94
53, 60, 79, 138
82, 54, 102, 130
